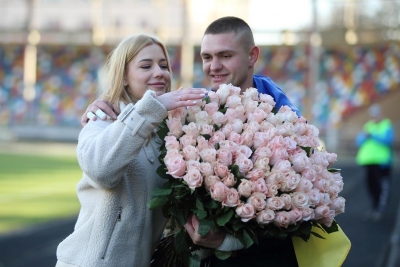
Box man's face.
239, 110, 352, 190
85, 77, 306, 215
200, 33, 251, 91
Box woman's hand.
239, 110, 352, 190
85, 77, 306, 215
155, 88, 207, 111
184, 214, 226, 249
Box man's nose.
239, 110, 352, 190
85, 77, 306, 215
210, 58, 222, 71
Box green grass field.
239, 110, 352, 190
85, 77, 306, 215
0, 148, 82, 234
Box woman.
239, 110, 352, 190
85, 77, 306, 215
55, 34, 206, 267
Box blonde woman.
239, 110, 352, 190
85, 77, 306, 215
55, 34, 206, 267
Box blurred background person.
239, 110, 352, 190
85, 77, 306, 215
355, 104, 395, 222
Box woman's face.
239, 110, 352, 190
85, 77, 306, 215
125, 43, 171, 100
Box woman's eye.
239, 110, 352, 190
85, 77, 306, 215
160, 65, 169, 69
141, 65, 151, 69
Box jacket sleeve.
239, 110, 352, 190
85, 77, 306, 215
77, 90, 167, 189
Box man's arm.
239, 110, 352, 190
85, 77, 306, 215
81, 99, 119, 126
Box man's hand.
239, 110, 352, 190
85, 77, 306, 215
81, 99, 119, 127
184, 215, 225, 249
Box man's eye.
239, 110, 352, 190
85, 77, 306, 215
223, 55, 231, 58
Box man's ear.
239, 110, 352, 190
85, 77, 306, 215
248, 45, 260, 67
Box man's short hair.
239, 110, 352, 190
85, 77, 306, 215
204, 16, 255, 49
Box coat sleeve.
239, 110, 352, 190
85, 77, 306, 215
77, 90, 167, 189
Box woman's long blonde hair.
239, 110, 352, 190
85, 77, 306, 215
99, 34, 172, 107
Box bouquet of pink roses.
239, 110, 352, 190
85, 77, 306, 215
148, 84, 346, 267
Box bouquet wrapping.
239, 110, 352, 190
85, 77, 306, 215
148, 84, 346, 267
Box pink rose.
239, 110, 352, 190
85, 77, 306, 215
239, 130, 254, 147
212, 111, 227, 126
251, 147, 272, 163
258, 102, 274, 114
235, 154, 253, 176
204, 175, 221, 191
214, 163, 230, 178
187, 105, 202, 123
217, 148, 233, 166
166, 117, 183, 138
199, 162, 214, 177
247, 107, 267, 124
301, 207, 315, 221
266, 183, 278, 197
237, 179, 254, 198
267, 196, 285, 210
223, 188, 241, 207
318, 210, 335, 227
194, 110, 210, 125
207, 91, 220, 104
209, 130, 225, 146
273, 211, 291, 228
183, 168, 203, 189
256, 209, 275, 225
165, 155, 186, 178
252, 132, 270, 149
269, 147, 289, 165
271, 159, 292, 173
291, 192, 310, 209
222, 173, 237, 188
247, 192, 267, 211
182, 145, 199, 161
289, 208, 303, 223
243, 121, 260, 133
245, 169, 265, 181
235, 203, 255, 222
253, 157, 271, 173
231, 119, 244, 134
314, 205, 330, 220
259, 93, 275, 106
164, 136, 180, 150
215, 84, 231, 104
307, 189, 322, 206
200, 124, 214, 136
280, 193, 292, 210
186, 160, 200, 170
197, 136, 210, 151
313, 178, 330, 193
290, 152, 310, 173
221, 123, 233, 138
280, 172, 301, 192
168, 106, 187, 120
204, 102, 219, 116
179, 135, 196, 147
182, 122, 200, 138
243, 100, 258, 113
243, 87, 259, 101
237, 145, 253, 159
199, 148, 217, 163
329, 197, 346, 215
294, 178, 313, 193
227, 131, 241, 143
225, 94, 242, 109
210, 181, 228, 202
301, 168, 317, 182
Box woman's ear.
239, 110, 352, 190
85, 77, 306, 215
248, 45, 260, 67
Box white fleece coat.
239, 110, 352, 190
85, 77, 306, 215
56, 90, 169, 267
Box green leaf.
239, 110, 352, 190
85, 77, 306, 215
231, 165, 244, 179
194, 209, 207, 220
215, 250, 232, 260
311, 231, 326, 239
232, 219, 244, 231
188, 255, 201, 267
196, 198, 205, 211
147, 197, 167, 210
156, 119, 169, 140
242, 228, 255, 248
204, 96, 211, 104
174, 229, 188, 253
300, 146, 312, 156
198, 219, 215, 236
156, 165, 171, 179
328, 168, 342, 173
204, 199, 219, 209
201, 134, 211, 140
217, 209, 234, 226
150, 188, 172, 197
169, 207, 186, 226
320, 220, 339, 233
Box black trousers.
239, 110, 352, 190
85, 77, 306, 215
364, 164, 391, 212
205, 236, 298, 267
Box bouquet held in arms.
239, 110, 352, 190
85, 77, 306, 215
148, 84, 346, 267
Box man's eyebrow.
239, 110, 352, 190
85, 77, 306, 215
200, 50, 234, 56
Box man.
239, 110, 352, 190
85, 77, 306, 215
356, 104, 394, 222
81, 16, 300, 125
82, 16, 300, 266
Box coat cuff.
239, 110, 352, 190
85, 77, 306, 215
117, 90, 167, 138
